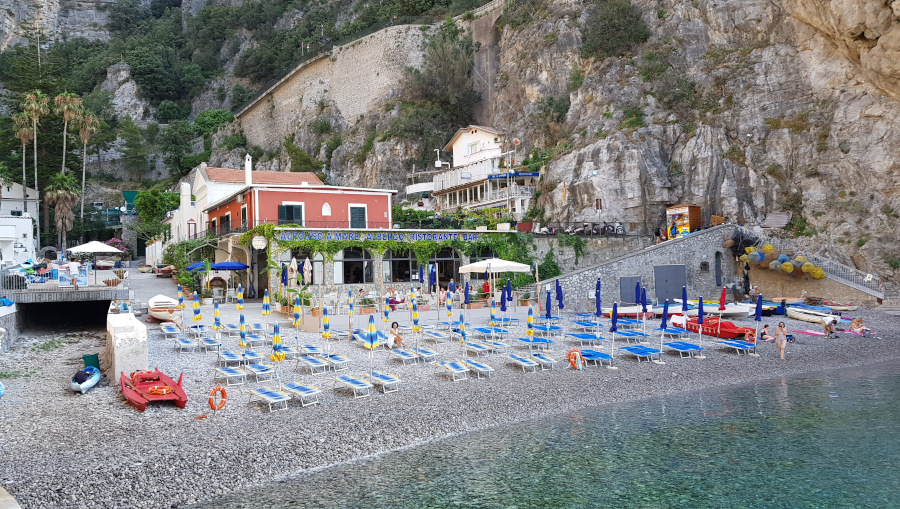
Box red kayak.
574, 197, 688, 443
120, 368, 188, 412
682, 316, 755, 340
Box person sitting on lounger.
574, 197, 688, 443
849, 317, 871, 334
760, 324, 774, 342
388, 322, 407, 349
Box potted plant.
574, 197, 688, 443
359, 297, 377, 314
103, 278, 121, 287
518, 292, 532, 306
310, 306, 323, 317
200, 289, 214, 305
113, 269, 127, 280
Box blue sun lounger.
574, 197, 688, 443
465, 342, 491, 356
301, 344, 323, 355
438, 361, 470, 382
174, 336, 198, 353
410, 347, 437, 362
508, 353, 540, 372
566, 333, 604, 346
716, 340, 757, 355
581, 349, 613, 367
274, 346, 299, 359
531, 352, 557, 370
250, 323, 269, 334
435, 321, 453, 330
423, 330, 449, 343
367, 371, 401, 394
614, 330, 652, 343
330, 329, 351, 339
188, 325, 208, 336
464, 360, 495, 378
217, 350, 243, 366
617, 318, 644, 328
198, 337, 222, 352
572, 321, 604, 331
248, 387, 290, 412
492, 317, 520, 324
246, 363, 278, 382
334, 375, 374, 398
532, 324, 562, 337
161, 323, 180, 340
477, 339, 509, 352
619, 345, 662, 362
297, 355, 329, 374
213, 366, 247, 386
321, 353, 350, 371
281, 382, 322, 407
223, 323, 241, 338
657, 327, 690, 338
246, 333, 267, 348
241, 350, 264, 364
473, 327, 510, 338
516, 337, 554, 351
390, 348, 419, 364
663, 341, 704, 358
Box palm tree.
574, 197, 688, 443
54, 92, 83, 173
12, 112, 33, 213
71, 109, 99, 219
45, 172, 80, 251
23, 90, 49, 248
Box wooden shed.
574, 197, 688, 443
666, 204, 702, 237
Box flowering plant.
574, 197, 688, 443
104, 238, 131, 258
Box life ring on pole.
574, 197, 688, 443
208, 386, 227, 411
567, 349, 585, 370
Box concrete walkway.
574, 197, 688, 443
0, 486, 21, 509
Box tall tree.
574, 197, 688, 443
71, 109, 99, 219
12, 113, 33, 213
45, 172, 79, 251
22, 90, 49, 247
54, 92, 83, 173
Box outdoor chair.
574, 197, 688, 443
437, 361, 470, 382
334, 375, 374, 398
366, 371, 401, 394
281, 382, 322, 407
248, 387, 291, 412
463, 360, 495, 379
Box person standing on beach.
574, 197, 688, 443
67, 258, 81, 291
775, 322, 789, 360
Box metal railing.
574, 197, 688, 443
0, 268, 27, 290
433, 158, 502, 193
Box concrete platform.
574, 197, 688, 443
3, 287, 131, 304
0, 486, 21, 509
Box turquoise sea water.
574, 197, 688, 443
199, 361, 900, 508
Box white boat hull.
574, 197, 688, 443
686, 303, 752, 318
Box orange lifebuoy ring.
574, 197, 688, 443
208, 386, 227, 411
148, 385, 173, 395
567, 349, 585, 370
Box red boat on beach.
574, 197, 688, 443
682, 316, 755, 340
120, 368, 188, 412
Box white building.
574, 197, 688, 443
0, 181, 39, 217
403, 125, 538, 220
0, 214, 36, 268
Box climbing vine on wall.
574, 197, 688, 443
557, 233, 586, 263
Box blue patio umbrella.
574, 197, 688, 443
293, 296, 301, 327
500, 286, 507, 313
595, 290, 602, 318
545, 290, 552, 320
280, 264, 288, 290
698, 297, 705, 325
298, 261, 305, 285
681, 286, 688, 314
695, 296, 707, 358
754, 294, 764, 344
464, 282, 470, 304
429, 265, 436, 288
506, 279, 513, 302
609, 303, 618, 333
186, 261, 206, 271
238, 313, 247, 348
641, 287, 648, 314
596, 278, 601, 295
211, 261, 248, 270
555, 279, 564, 310
419, 265, 425, 287
635, 281, 642, 304
458, 310, 467, 345
483, 269, 488, 280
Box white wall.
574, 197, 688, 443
450, 129, 503, 168
0, 182, 39, 216
0, 214, 35, 266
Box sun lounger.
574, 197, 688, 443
473, 327, 510, 338
464, 342, 491, 356
477, 339, 509, 352
390, 348, 419, 364
532, 324, 562, 337
281, 382, 322, 407
571, 321, 604, 331
411, 347, 437, 362
161, 324, 180, 340
515, 337, 554, 351
434, 321, 453, 330
217, 350, 243, 366
321, 353, 350, 371
464, 360, 495, 378
617, 318, 643, 327
531, 352, 557, 370
423, 330, 449, 343
188, 325, 208, 336
300, 344, 323, 355
657, 327, 690, 338
566, 333, 604, 346
248, 387, 290, 412
297, 355, 329, 374
438, 361, 470, 382
331, 329, 351, 339
274, 346, 299, 359
367, 371, 401, 394
663, 341, 704, 358
246, 363, 279, 382
619, 345, 662, 362
508, 353, 540, 372
492, 317, 519, 323
250, 323, 269, 334
213, 366, 247, 386
614, 330, 652, 343
223, 323, 241, 338
198, 337, 222, 352
174, 337, 198, 353
246, 333, 268, 348
716, 340, 756, 355
241, 350, 264, 364
581, 349, 613, 367
334, 375, 374, 398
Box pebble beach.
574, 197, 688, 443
0, 272, 897, 508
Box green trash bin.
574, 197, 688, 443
83, 353, 100, 369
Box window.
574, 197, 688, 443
382, 249, 416, 283
468, 142, 478, 155
322, 202, 331, 216
349, 205, 367, 229
220, 214, 231, 234
278, 204, 304, 226
241, 206, 247, 228
334, 248, 373, 284
429, 247, 461, 288
290, 250, 325, 285
209, 218, 217, 234
187, 220, 196, 238
10, 210, 22, 217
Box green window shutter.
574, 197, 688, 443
293, 205, 303, 226
350, 206, 366, 228
278, 205, 287, 225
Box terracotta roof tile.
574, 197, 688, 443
204, 167, 323, 186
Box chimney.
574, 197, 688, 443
179, 182, 191, 211
244, 154, 253, 185
199, 162, 207, 172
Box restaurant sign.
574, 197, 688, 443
277, 231, 485, 242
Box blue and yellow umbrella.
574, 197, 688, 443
348, 290, 354, 315
459, 310, 467, 344
236, 284, 244, 310
270, 323, 285, 362
447, 291, 453, 318
363, 313, 379, 350
238, 313, 247, 348
176, 284, 185, 310
322, 307, 331, 340
526, 306, 534, 337
490, 298, 497, 327
262, 289, 271, 316
412, 299, 420, 332
213, 300, 222, 330
293, 296, 301, 327
383, 296, 390, 323
192, 292, 202, 322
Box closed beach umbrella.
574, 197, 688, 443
595, 290, 602, 319
270, 323, 285, 362
239, 313, 247, 348
753, 294, 763, 347
609, 303, 618, 363
545, 290, 552, 320
176, 284, 185, 310
596, 278, 601, 295
490, 298, 497, 327
641, 287, 648, 314
322, 307, 331, 340
213, 300, 222, 331
718, 287, 727, 311
419, 265, 425, 287
280, 264, 288, 288
660, 299, 669, 329
500, 286, 507, 313
556, 279, 564, 310
447, 290, 453, 318
293, 296, 301, 327
383, 296, 390, 323
348, 289, 354, 330
526, 306, 534, 337
236, 284, 244, 310
262, 289, 271, 316
192, 291, 202, 322
698, 297, 705, 325
681, 286, 688, 314
429, 265, 435, 288
696, 296, 707, 358
412, 299, 420, 332
303, 257, 312, 286
464, 282, 470, 305
635, 281, 641, 304
364, 314, 378, 350
298, 261, 304, 286
484, 269, 488, 281
506, 279, 513, 302
459, 310, 467, 346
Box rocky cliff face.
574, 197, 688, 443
478, 0, 900, 281
0, 0, 113, 50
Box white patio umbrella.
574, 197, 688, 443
68, 241, 124, 285
457, 258, 531, 274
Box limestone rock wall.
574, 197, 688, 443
0, 0, 114, 50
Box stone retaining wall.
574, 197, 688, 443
0, 306, 19, 353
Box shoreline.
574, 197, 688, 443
0, 301, 896, 508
